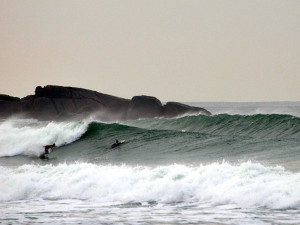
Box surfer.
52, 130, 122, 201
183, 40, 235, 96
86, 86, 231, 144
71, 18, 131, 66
40, 143, 55, 159
105, 140, 125, 152
111, 140, 120, 149
44, 143, 55, 154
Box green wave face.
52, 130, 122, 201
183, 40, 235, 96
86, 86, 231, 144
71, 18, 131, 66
55, 114, 299, 170
122, 114, 300, 138
1, 114, 299, 171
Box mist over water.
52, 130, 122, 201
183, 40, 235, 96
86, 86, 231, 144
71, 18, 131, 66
1, 102, 300, 224
191, 101, 300, 117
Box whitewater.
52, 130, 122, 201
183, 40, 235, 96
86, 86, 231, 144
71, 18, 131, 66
0, 102, 300, 224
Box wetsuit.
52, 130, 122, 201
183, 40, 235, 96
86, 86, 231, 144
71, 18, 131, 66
44, 145, 54, 154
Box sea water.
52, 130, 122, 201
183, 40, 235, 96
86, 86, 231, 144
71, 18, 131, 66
0, 102, 300, 224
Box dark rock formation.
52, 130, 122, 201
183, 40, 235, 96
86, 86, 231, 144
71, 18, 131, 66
0, 94, 20, 102
0, 95, 21, 118
0, 85, 211, 121
163, 102, 211, 118
126, 96, 163, 120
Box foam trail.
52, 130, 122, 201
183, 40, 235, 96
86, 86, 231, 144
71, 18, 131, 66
1, 162, 300, 209
0, 119, 89, 157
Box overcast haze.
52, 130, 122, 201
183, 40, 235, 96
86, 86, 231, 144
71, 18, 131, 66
0, 0, 299, 101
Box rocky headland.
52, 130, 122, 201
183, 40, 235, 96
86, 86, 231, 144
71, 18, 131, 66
0, 85, 211, 121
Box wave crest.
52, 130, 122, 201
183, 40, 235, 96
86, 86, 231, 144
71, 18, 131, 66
0, 119, 89, 157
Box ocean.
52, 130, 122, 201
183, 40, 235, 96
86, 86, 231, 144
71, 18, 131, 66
0, 102, 300, 224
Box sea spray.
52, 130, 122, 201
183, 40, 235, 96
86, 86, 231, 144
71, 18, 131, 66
1, 162, 300, 209
0, 119, 90, 157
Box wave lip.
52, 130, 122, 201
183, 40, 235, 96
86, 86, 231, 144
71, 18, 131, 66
1, 162, 300, 209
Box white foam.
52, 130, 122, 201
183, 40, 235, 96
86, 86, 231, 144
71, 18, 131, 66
0, 119, 89, 157
1, 162, 299, 209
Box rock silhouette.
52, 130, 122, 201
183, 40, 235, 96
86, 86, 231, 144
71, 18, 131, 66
0, 85, 211, 121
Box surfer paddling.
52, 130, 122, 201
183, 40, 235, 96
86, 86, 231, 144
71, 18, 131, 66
111, 140, 120, 149
105, 140, 125, 152
40, 143, 55, 159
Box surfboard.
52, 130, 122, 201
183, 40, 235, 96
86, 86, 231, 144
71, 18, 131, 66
39, 154, 49, 160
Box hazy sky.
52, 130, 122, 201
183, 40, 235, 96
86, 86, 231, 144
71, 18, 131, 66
0, 0, 299, 101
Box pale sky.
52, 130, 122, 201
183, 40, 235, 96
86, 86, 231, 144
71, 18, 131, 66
0, 0, 299, 102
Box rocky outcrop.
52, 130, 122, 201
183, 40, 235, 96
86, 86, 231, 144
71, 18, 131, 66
0, 85, 211, 121
163, 102, 211, 118
126, 96, 163, 120
0, 94, 20, 102
0, 95, 21, 118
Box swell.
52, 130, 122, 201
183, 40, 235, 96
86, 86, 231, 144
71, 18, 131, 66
66, 115, 300, 168
1, 114, 299, 159
123, 114, 300, 139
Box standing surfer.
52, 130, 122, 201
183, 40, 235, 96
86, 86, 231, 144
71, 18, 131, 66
40, 143, 55, 159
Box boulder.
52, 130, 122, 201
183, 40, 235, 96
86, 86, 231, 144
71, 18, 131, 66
126, 96, 163, 119
163, 102, 212, 117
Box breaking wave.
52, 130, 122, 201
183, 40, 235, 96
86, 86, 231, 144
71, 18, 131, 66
0, 113, 299, 157
1, 162, 300, 209
0, 119, 89, 157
